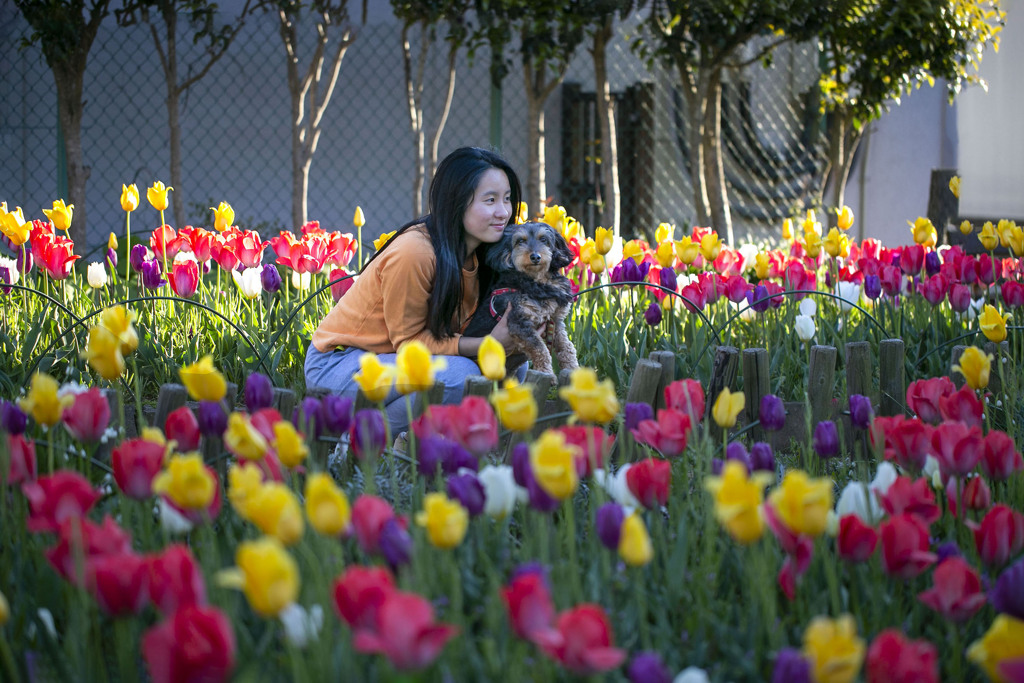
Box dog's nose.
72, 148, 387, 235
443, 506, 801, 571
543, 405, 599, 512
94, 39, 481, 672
530, 253, 541, 264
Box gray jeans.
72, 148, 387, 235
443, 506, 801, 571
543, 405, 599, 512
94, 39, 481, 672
304, 344, 527, 435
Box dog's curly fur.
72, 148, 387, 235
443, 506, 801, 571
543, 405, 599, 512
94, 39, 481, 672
464, 222, 579, 375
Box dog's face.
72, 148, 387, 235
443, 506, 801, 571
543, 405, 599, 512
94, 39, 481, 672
486, 222, 574, 275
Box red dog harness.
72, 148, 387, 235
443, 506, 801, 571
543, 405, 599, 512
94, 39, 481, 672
487, 287, 554, 345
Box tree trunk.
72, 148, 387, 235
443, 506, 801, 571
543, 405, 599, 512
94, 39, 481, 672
824, 111, 863, 215
401, 21, 426, 218
428, 39, 457, 184
592, 15, 620, 238
523, 55, 566, 214
53, 63, 89, 247
155, 4, 186, 228
702, 68, 733, 244
679, 65, 711, 228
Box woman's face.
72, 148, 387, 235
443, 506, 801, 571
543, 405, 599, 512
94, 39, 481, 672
462, 168, 512, 255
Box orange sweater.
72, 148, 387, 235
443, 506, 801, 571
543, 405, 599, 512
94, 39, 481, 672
311, 225, 479, 356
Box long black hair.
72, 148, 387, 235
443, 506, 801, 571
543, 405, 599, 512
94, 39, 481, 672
363, 146, 522, 340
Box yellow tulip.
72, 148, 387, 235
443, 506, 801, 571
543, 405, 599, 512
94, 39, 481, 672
802, 614, 865, 683
228, 462, 264, 516
781, 217, 794, 242
768, 469, 833, 537
979, 221, 1000, 251
19, 373, 73, 427
561, 217, 582, 242
273, 420, 309, 469
230, 537, 300, 617
490, 378, 538, 432
967, 615, 1024, 683
541, 205, 566, 231
588, 253, 607, 274
108, 232, 118, 250
152, 453, 216, 510
121, 184, 140, 212
42, 199, 73, 232
98, 305, 139, 355
373, 230, 396, 251
953, 346, 993, 391
802, 209, 819, 236
210, 201, 235, 232
655, 222, 673, 244
478, 335, 506, 381
836, 205, 854, 231
618, 512, 653, 567
804, 232, 823, 258
225, 412, 271, 461
147, 181, 172, 212
1007, 224, 1024, 257
704, 460, 774, 545
247, 482, 305, 546
579, 239, 598, 266
141, 427, 167, 446
81, 324, 126, 381
655, 241, 676, 268
415, 492, 469, 549
622, 239, 644, 264
558, 367, 619, 424
979, 305, 1011, 343
998, 219, 1016, 248
305, 472, 351, 537
179, 355, 227, 402
907, 217, 937, 248
823, 227, 844, 258
530, 430, 580, 500
353, 353, 395, 402
754, 252, 771, 280
395, 340, 447, 394
353, 206, 366, 228
699, 233, 722, 261
711, 387, 745, 429
594, 227, 614, 255
0, 206, 30, 246
674, 236, 699, 265
516, 202, 529, 224
949, 175, 961, 199
959, 219, 973, 236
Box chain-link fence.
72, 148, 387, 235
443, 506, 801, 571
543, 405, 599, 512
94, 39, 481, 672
1, 6, 826, 253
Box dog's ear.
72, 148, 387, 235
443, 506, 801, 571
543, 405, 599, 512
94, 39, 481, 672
483, 229, 516, 272
549, 227, 574, 272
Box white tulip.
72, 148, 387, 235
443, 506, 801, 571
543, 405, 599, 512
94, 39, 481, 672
0, 256, 20, 287
674, 667, 711, 683
799, 297, 817, 318
836, 280, 861, 312
233, 266, 264, 298
478, 465, 519, 518
594, 465, 641, 508
279, 603, 323, 648
870, 462, 898, 497
87, 262, 107, 288
291, 270, 312, 291
795, 314, 816, 341
836, 481, 883, 524
157, 498, 194, 535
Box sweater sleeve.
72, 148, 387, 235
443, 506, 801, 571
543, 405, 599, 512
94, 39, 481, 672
378, 240, 462, 356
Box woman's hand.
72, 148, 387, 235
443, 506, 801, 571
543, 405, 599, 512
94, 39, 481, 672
490, 314, 515, 349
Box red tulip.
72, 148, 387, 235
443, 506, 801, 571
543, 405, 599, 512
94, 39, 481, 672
325, 232, 358, 269
881, 417, 932, 472
149, 225, 184, 263
876, 477, 941, 526
178, 226, 215, 263
630, 409, 691, 458
918, 274, 948, 307
147, 545, 208, 614
879, 513, 937, 579
948, 283, 972, 312
837, 514, 878, 563
45, 515, 132, 585
905, 377, 954, 424
947, 476, 992, 517
982, 430, 1024, 481
534, 604, 626, 675
352, 590, 458, 671
210, 236, 240, 272
352, 495, 396, 555
333, 565, 396, 631
931, 422, 984, 477
112, 438, 166, 499
969, 504, 1024, 567
6, 433, 36, 485
22, 471, 100, 532
169, 258, 200, 298
61, 388, 111, 443
501, 570, 556, 642
663, 379, 705, 425
553, 425, 614, 476
865, 629, 939, 683
900, 244, 925, 276
625, 458, 671, 509
165, 406, 200, 452
87, 552, 150, 616
34, 234, 81, 280
142, 606, 236, 683
329, 267, 355, 302
880, 265, 902, 297
938, 385, 984, 430
917, 557, 986, 622
227, 228, 269, 269
679, 282, 707, 312
1002, 280, 1024, 308
452, 395, 500, 457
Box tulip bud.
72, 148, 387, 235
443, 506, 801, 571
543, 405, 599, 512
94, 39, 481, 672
759, 394, 786, 432
750, 442, 775, 472
795, 314, 815, 342
643, 302, 662, 326
322, 394, 353, 434
197, 400, 228, 437
353, 206, 365, 228
1, 400, 29, 435
106, 247, 118, 270
849, 394, 874, 430
813, 420, 840, 458
377, 517, 412, 569
141, 260, 165, 289
130, 244, 149, 273
595, 502, 625, 550
87, 262, 107, 289
864, 274, 881, 300
261, 265, 282, 293
244, 373, 274, 413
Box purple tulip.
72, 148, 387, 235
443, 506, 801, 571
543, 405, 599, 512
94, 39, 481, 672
625, 403, 654, 432
245, 373, 274, 412
659, 267, 677, 292
444, 443, 478, 474
0, 265, 13, 295
322, 395, 353, 434
935, 541, 962, 564
447, 472, 486, 516
293, 397, 324, 439
378, 517, 412, 570
628, 652, 672, 683
17, 247, 34, 275
864, 274, 881, 300
511, 442, 531, 488
130, 244, 149, 273
510, 562, 549, 585
510, 442, 558, 512
417, 435, 450, 478
748, 283, 771, 313
1, 400, 28, 435
925, 251, 941, 277
710, 457, 725, 476
261, 265, 282, 293
196, 400, 228, 437
595, 503, 625, 550
350, 409, 386, 460
750, 442, 776, 473
106, 247, 118, 270
890, 253, 901, 270
140, 259, 165, 289
990, 557, 1024, 619
848, 394, 874, 430
759, 394, 786, 432
725, 442, 750, 471
813, 420, 840, 459
621, 259, 642, 283
772, 648, 811, 683
644, 302, 662, 326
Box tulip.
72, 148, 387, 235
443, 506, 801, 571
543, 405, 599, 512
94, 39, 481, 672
836, 205, 854, 230
261, 263, 282, 293
750, 442, 775, 472
802, 614, 864, 683
415, 492, 469, 549
62, 388, 111, 443
152, 453, 216, 511
245, 482, 304, 545
320, 394, 353, 435
232, 266, 264, 299
529, 430, 580, 501
595, 502, 625, 550
813, 421, 840, 459
167, 257, 199, 298
353, 353, 395, 403
5, 433, 36, 484
447, 472, 486, 516
141, 259, 165, 289
19, 372, 72, 427
373, 230, 396, 251
711, 387, 744, 429
865, 630, 938, 683
23, 471, 101, 532
643, 301, 662, 326
704, 460, 773, 544
624, 402, 654, 432
111, 438, 166, 499
477, 465, 518, 518
117, 184, 140, 213
87, 262, 107, 288
759, 394, 786, 432
394, 340, 446, 394
918, 556, 986, 622
537, 604, 626, 675
350, 409, 386, 460
664, 378, 705, 424
223, 537, 299, 618
81, 324, 125, 381
625, 457, 671, 509
273, 420, 309, 469
142, 605, 236, 683
989, 558, 1024, 620
630, 408, 691, 458
618, 512, 653, 566
880, 513, 937, 579
979, 304, 1011, 343
982, 430, 1024, 481
223, 412, 269, 461
491, 378, 538, 432
146, 544, 207, 614
244, 373, 274, 412
129, 244, 148, 272
966, 615, 1024, 683
333, 564, 396, 634
772, 648, 812, 683
179, 355, 227, 402
352, 590, 458, 671
970, 504, 1024, 567
952, 346, 992, 390
196, 400, 228, 438
558, 367, 619, 424
147, 181, 172, 211
87, 552, 150, 616
42, 199, 74, 232
210, 202, 235, 232
768, 469, 832, 537
478, 335, 506, 380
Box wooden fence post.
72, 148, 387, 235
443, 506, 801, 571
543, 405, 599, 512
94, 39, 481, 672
153, 384, 189, 432
742, 348, 769, 441
845, 341, 872, 402
625, 359, 664, 407
879, 339, 905, 416
807, 345, 837, 426
273, 387, 297, 420
649, 350, 676, 411
704, 346, 739, 439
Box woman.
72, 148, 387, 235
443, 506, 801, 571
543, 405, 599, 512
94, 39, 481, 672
305, 146, 526, 434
